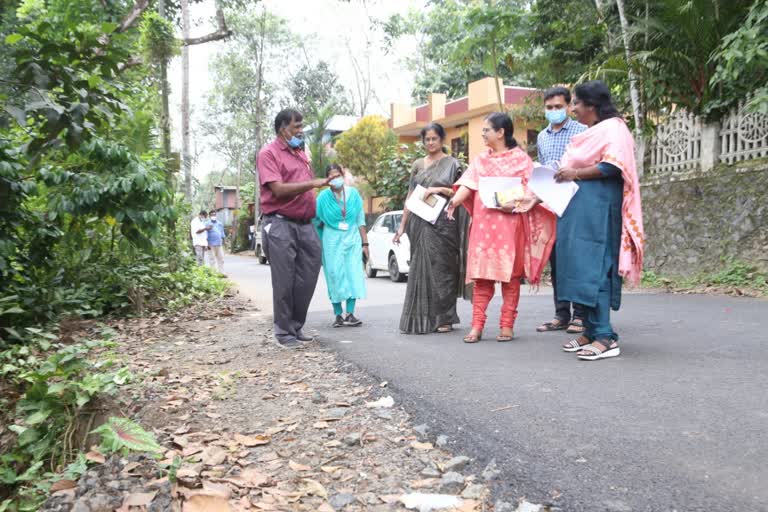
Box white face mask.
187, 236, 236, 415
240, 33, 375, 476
211, 216, 217, 221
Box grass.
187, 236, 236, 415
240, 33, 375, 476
641, 260, 768, 297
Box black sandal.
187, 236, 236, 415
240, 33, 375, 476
536, 319, 566, 332
566, 318, 585, 334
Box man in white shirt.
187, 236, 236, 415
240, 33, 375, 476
190, 210, 210, 265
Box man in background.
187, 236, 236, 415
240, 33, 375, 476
206, 209, 226, 273
536, 86, 588, 335
190, 210, 209, 266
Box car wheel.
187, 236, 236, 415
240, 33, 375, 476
256, 245, 267, 265
365, 259, 378, 278
388, 253, 406, 282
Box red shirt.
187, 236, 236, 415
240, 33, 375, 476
257, 138, 316, 220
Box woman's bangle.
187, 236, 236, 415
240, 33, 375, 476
362, 242, 369, 247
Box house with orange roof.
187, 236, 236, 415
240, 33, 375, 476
390, 77, 541, 161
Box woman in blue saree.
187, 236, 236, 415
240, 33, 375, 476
315, 164, 369, 327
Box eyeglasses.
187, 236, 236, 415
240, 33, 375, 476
481, 128, 496, 133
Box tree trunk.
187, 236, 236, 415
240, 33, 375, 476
615, 0, 645, 176
232, 161, 241, 252
490, 41, 504, 111
181, 0, 192, 200
158, 0, 177, 263
252, 9, 268, 223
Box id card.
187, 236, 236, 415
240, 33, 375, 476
338, 222, 349, 231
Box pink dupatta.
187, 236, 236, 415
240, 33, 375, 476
560, 117, 645, 286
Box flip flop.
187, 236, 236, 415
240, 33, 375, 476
436, 325, 453, 333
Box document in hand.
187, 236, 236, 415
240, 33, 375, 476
405, 184, 448, 224
478, 177, 522, 209
528, 164, 579, 217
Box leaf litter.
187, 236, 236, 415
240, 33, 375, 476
41, 294, 547, 511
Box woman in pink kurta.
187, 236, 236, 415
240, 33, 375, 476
447, 113, 556, 343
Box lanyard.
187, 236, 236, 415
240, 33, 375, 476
334, 187, 347, 220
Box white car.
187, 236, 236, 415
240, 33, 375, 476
366, 210, 410, 282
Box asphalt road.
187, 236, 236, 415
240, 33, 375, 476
225, 253, 768, 512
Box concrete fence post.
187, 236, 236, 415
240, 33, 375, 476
635, 135, 646, 178
700, 121, 721, 171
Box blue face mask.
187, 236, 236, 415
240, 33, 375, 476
329, 177, 344, 189
286, 135, 303, 148
545, 108, 568, 125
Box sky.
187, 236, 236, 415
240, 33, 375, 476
168, 0, 423, 180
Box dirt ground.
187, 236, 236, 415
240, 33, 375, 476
41, 293, 547, 512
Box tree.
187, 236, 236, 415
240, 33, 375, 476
615, 0, 754, 119
374, 143, 423, 211
286, 60, 352, 115
305, 103, 337, 178
615, 0, 644, 173
380, 0, 535, 103
179, 0, 237, 201
334, 116, 397, 189
203, 4, 292, 235
710, 0, 768, 114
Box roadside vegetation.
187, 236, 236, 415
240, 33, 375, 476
0, 1, 229, 507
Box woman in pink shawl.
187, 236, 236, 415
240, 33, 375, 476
447, 112, 556, 343
549, 80, 645, 361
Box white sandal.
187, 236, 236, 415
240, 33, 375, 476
576, 342, 620, 361
562, 336, 590, 353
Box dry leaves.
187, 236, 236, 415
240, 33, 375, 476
85, 450, 106, 464
233, 433, 270, 447
288, 460, 311, 472
49, 479, 77, 492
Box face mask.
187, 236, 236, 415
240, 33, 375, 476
545, 108, 568, 125
210, 216, 217, 221
329, 177, 344, 189
286, 135, 303, 148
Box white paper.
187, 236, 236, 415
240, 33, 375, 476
399, 493, 462, 511
528, 164, 579, 217
478, 177, 522, 209
405, 185, 448, 224
365, 396, 394, 408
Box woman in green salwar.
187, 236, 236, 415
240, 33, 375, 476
551, 80, 645, 361
315, 164, 369, 328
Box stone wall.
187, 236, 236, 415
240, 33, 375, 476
640, 159, 768, 276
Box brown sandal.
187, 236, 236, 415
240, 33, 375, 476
463, 330, 482, 343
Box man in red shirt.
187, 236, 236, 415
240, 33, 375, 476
258, 109, 330, 347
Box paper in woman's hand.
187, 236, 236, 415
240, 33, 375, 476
478, 177, 522, 209
528, 164, 579, 217
405, 185, 447, 224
